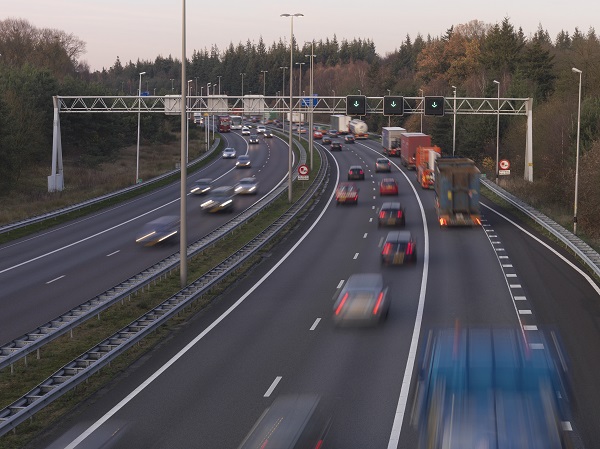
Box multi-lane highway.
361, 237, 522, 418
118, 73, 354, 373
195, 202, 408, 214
6, 135, 599, 448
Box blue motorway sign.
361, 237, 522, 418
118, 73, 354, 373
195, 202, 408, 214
301, 95, 318, 107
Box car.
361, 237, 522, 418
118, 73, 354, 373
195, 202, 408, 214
237, 394, 331, 449
332, 273, 390, 326
322, 136, 332, 145
330, 141, 342, 151
200, 186, 235, 213
256, 125, 266, 134
378, 202, 405, 227
235, 177, 259, 195
328, 129, 338, 137
313, 131, 323, 139
344, 134, 355, 143
248, 134, 259, 144
381, 231, 416, 265
379, 177, 399, 195
190, 178, 212, 195
298, 127, 307, 134
222, 147, 236, 159
135, 216, 179, 246
236, 154, 252, 168
348, 165, 365, 180
335, 182, 359, 205
241, 126, 251, 135
375, 158, 391, 172
264, 130, 274, 138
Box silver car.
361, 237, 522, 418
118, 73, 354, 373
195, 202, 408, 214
190, 178, 212, 195
236, 155, 252, 168
222, 147, 236, 158
201, 186, 235, 213
332, 273, 390, 326
135, 216, 179, 246
235, 177, 259, 195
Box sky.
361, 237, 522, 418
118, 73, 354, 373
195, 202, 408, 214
2, 0, 598, 72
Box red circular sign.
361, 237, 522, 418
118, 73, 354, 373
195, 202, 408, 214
499, 159, 510, 170
298, 164, 309, 175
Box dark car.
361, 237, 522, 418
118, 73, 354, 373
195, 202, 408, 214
378, 202, 406, 227
200, 186, 235, 213
330, 141, 343, 151
379, 177, 399, 195
189, 178, 212, 195
348, 165, 365, 180
375, 158, 392, 172
335, 182, 359, 205
248, 134, 259, 144
344, 134, 355, 143
333, 273, 390, 326
328, 129, 339, 136
236, 155, 252, 168
135, 216, 179, 246
264, 130, 274, 138
234, 177, 259, 195
381, 230, 416, 265
322, 136, 332, 145
237, 394, 330, 449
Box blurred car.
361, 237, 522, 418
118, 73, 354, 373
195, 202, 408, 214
328, 129, 338, 136
335, 182, 359, 205
380, 177, 399, 195
241, 126, 251, 135
375, 158, 392, 172
330, 141, 342, 151
313, 130, 323, 139
256, 125, 266, 134
190, 178, 212, 195
248, 134, 259, 144
321, 136, 332, 145
236, 155, 252, 168
237, 394, 331, 449
378, 202, 406, 227
222, 147, 236, 159
333, 273, 390, 326
381, 230, 416, 265
264, 130, 274, 138
348, 165, 365, 180
298, 127, 307, 134
135, 216, 179, 246
344, 134, 355, 143
235, 177, 258, 195
201, 186, 235, 213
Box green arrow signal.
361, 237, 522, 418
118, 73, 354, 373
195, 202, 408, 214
390, 101, 397, 107
431, 101, 438, 108
353, 101, 360, 107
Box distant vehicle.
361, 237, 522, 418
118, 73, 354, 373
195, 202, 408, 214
248, 134, 259, 144
375, 158, 391, 172
235, 177, 258, 195
379, 178, 399, 196
298, 127, 307, 134
381, 127, 405, 157
222, 147, 237, 159
335, 182, 359, 205
201, 186, 235, 213
236, 155, 252, 168
348, 118, 369, 139
435, 157, 481, 226
330, 115, 350, 134
230, 115, 243, 130
416, 146, 442, 189
241, 126, 251, 135
190, 178, 212, 195
330, 141, 342, 151
381, 230, 416, 265
322, 136, 332, 145
400, 132, 431, 169
217, 115, 231, 133
328, 129, 339, 137
237, 394, 331, 449
344, 134, 355, 143
256, 125, 266, 134
135, 216, 179, 246
264, 130, 274, 138
313, 130, 323, 139
348, 165, 365, 180
332, 273, 390, 326
378, 202, 405, 227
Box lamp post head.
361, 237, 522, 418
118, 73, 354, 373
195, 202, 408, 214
572, 67, 582, 74
493, 80, 500, 85
280, 13, 304, 17
139, 71, 146, 76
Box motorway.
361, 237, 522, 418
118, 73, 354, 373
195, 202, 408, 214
5, 136, 600, 448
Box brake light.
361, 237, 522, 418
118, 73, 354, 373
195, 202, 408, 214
260, 439, 269, 449
439, 218, 447, 226
406, 242, 413, 255
382, 242, 392, 255
314, 441, 324, 449
475, 217, 482, 225
397, 210, 403, 218
373, 291, 384, 315
359, 170, 364, 174
379, 211, 386, 219
335, 293, 349, 315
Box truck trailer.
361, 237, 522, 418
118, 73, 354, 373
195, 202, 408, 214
400, 132, 431, 169
434, 157, 481, 226
381, 127, 406, 157
415, 146, 442, 189
348, 119, 369, 139
330, 115, 351, 134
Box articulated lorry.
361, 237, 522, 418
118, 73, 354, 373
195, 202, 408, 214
348, 119, 369, 139
434, 157, 481, 226
381, 127, 406, 157
415, 146, 442, 189
400, 132, 431, 169
330, 115, 351, 134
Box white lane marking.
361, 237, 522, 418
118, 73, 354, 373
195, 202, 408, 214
264, 376, 282, 397
502, 264, 513, 267
529, 343, 544, 349
510, 284, 522, 288
562, 422, 573, 431
371, 205, 375, 210
369, 218, 373, 222
523, 325, 538, 330
506, 274, 517, 278
518, 309, 532, 315
353, 253, 359, 260
363, 233, 368, 239
309, 318, 321, 331
514, 296, 527, 301
495, 248, 505, 251
106, 250, 120, 257
373, 196, 376, 199
488, 234, 497, 237
499, 255, 509, 259
337, 280, 345, 289
378, 237, 385, 248
491, 241, 501, 244
46, 275, 65, 284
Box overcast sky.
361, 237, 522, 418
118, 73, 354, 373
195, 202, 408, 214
2, 0, 598, 72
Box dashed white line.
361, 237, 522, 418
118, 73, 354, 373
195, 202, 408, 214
106, 250, 120, 257
506, 274, 517, 278
510, 284, 522, 288
310, 318, 321, 330
363, 233, 368, 238
353, 253, 359, 260
518, 309, 532, 315
523, 325, 538, 330
499, 255, 509, 259
369, 218, 373, 222
264, 376, 282, 397
514, 296, 527, 301
495, 248, 505, 251
337, 280, 345, 289
378, 237, 385, 248
529, 343, 544, 349
46, 275, 65, 284
502, 264, 513, 267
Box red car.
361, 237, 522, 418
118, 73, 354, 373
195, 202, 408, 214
335, 182, 359, 205
379, 178, 398, 196
313, 131, 323, 139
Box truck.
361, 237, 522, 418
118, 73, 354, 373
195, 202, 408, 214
348, 118, 369, 139
217, 115, 231, 132
400, 132, 431, 169
330, 115, 351, 134
434, 157, 481, 226
415, 146, 442, 189
381, 127, 406, 157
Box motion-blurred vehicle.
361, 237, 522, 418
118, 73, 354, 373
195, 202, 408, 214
135, 216, 179, 246
379, 177, 398, 195
222, 147, 237, 159
241, 126, 251, 135
237, 394, 331, 449
381, 230, 416, 264
264, 130, 274, 138
236, 155, 252, 168
190, 178, 212, 195
332, 273, 390, 326
313, 130, 323, 139
344, 134, 355, 143
330, 141, 342, 151
348, 165, 365, 180
201, 186, 235, 213
248, 134, 259, 144
256, 125, 266, 134
378, 202, 405, 227
235, 177, 258, 195
328, 129, 339, 137
375, 158, 392, 172
321, 136, 332, 145
335, 182, 359, 205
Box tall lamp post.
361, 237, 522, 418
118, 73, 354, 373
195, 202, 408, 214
240, 72, 246, 96
170, 78, 175, 92
136, 71, 146, 184
207, 82, 212, 150
187, 79, 193, 163
261, 70, 268, 96
217, 75, 222, 95
296, 61, 305, 137
281, 13, 303, 202
280, 66, 288, 124
387, 89, 391, 127
452, 85, 457, 156
572, 67, 582, 235
419, 88, 424, 133
305, 44, 316, 169
493, 80, 500, 184
180, 0, 188, 287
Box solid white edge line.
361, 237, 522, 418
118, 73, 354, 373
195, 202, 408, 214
46, 275, 65, 284
64, 138, 342, 449
309, 318, 321, 331
106, 250, 120, 257
263, 376, 283, 397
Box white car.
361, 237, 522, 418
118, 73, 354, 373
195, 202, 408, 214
235, 177, 259, 195
222, 147, 236, 158
256, 125, 266, 134
241, 126, 251, 135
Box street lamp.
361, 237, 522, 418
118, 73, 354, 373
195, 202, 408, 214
281, 13, 303, 202
387, 89, 391, 126
572, 67, 582, 235
280, 66, 288, 124
207, 82, 212, 149
261, 70, 268, 96
136, 71, 146, 184
419, 88, 424, 133
296, 62, 305, 137
170, 78, 174, 92
358, 89, 362, 95
240, 72, 246, 96
493, 80, 500, 184
452, 85, 457, 156
305, 46, 316, 169
217, 75, 222, 95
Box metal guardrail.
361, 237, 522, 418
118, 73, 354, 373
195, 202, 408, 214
0, 142, 328, 436
481, 179, 600, 279
0, 138, 221, 236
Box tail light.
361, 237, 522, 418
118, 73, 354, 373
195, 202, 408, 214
373, 291, 384, 315
379, 210, 386, 219
335, 293, 349, 315
359, 170, 364, 175
406, 242, 413, 255
382, 242, 392, 255
397, 210, 403, 218
314, 441, 324, 449
439, 218, 447, 226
